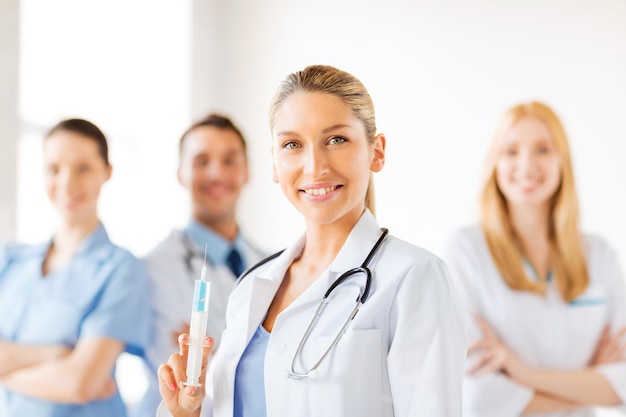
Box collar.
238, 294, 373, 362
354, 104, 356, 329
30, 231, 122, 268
237, 210, 386, 334
329, 209, 385, 276
74, 223, 114, 261
185, 219, 245, 266
11, 223, 113, 262
250, 209, 385, 291
522, 258, 553, 283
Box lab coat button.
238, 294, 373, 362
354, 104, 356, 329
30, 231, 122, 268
275, 343, 286, 354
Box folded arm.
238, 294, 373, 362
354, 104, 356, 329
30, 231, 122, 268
0, 337, 123, 404
0, 340, 70, 376
523, 392, 582, 414
470, 316, 625, 408
513, 366, 621, 407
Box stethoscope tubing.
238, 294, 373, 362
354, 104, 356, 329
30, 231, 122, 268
181, 231, 214, 275
288, 227, 389, 379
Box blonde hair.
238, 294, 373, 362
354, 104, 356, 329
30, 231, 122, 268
269, 65, 378, 215
480, 101, 588, 301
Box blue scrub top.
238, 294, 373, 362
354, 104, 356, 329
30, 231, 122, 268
0, 224, 151, 417
233, 324, 269, 417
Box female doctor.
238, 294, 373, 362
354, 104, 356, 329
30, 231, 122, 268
443, 102, 626, 416
0, 119, 151, 416
156, 64, 467, 417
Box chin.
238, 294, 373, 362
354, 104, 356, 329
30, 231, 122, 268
56, 205, 81, 216
301, 210, 346, 226
509, 196, 552, 208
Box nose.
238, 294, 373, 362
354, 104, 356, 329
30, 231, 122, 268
203, 161, 227, 179
57, 167, 78, 192
302, 145, 328, 178
516, 149, 538, 178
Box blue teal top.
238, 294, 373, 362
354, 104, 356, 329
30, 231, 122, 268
233, 324, 270, 417
0, 224, 151, 417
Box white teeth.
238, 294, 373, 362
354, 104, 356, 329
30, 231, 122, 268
304, 186, 337, 196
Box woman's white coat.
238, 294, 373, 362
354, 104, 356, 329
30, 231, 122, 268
160, 210, 466, 417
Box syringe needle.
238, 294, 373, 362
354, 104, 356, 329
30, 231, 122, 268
201, 244, 208, 281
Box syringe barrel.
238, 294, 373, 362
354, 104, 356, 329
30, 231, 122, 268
185, 280, 211, 386
191, 279, 210, 313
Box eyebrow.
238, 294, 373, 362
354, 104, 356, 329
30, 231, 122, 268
276, 124, 353, 137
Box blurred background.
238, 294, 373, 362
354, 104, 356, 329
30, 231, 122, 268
1, 0, 625, 413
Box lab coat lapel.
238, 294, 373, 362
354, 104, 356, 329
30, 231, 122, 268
243, 236, 306, 341
244, 276, 280, 340
280, 210, 384, 316
330, 210, 384, 275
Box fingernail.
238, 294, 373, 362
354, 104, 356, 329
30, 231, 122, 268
186, 386, 198, 396
178, 334, 186, 342
170, 383, 177, 391
205, 337, 214, 346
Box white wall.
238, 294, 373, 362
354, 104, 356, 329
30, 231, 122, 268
192, 0, 626, 265
15, 0, 626, 264
16, 0, 192, 255
0, 0, 18, 242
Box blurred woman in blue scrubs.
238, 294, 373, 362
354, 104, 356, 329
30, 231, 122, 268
0, 119, 151, 417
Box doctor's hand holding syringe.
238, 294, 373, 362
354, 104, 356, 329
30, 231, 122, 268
158, 333, 214, 416
158, 249, 215, 417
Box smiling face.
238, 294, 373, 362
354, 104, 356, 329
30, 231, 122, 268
271, 91, 385, 228
495, 116, 562, 210
44, 130, 111, 226
178, 125, 249, 226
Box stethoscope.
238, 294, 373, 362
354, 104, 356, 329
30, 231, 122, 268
287, 227, 389, 380
181, 231, 213, 275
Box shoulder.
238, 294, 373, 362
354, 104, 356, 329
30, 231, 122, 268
141, 230, 187, 277
84, 229, 148, 286
582, 232, 616, 256
437, 225, 500, 296
93, 232, 140, 265
0, 241, 44, 272
441, 224, 491, 264
142, 230, 188, 276
383, 234, 443, 266
376, 235, 462, 309
144, 230, 184, 260
376, 234, 451, 288
1, 241, 32, 259
582, 232, 622, 275
95, 245, 150, 299
76, 224, 141, 271
443, 224, 484, 252
98, 242, 148, 282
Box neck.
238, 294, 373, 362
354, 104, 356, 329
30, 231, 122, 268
53, 217, 100, 256
193, 213, 239, 242
298, 210, 363, 267
507, 203, 553, 272
508, 204, 550, 244
300, 225, 350, 268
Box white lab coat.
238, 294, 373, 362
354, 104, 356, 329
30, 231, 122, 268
158, 210, 467, 417
443, 225, 626, 417
141, 229, 265, 417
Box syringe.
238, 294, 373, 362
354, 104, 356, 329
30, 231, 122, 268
185, 245, 211, 387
